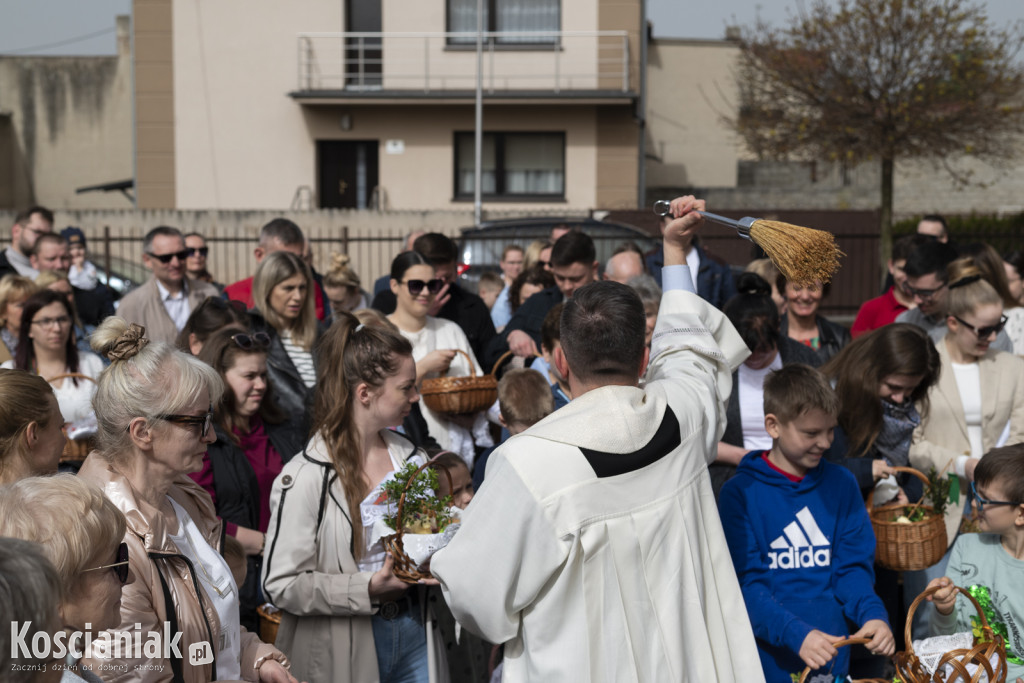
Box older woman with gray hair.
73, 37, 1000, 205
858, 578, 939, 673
0, 475, 129, 683
77, 317, 296, 683
628, 274, 662, 347
0, 537, 64, 683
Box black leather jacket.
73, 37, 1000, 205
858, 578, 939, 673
780, 314, 851, 365
248, 311, 320, 433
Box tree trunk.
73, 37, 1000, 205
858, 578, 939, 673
879, 156, 894, 290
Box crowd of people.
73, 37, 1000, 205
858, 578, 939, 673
0, 199, 1022, 683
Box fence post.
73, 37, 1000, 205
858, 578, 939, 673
103, 225, 111, 283
341, 225, 350, 255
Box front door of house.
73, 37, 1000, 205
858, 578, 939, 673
317, 140, 379, 209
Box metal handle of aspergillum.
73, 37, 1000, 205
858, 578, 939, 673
652, 200, 754, 241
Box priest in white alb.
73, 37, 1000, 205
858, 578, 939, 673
430, 196, 764, 682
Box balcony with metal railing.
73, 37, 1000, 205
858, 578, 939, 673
290, 31, 636, 104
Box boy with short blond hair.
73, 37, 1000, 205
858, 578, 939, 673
719, 364, 894, 682
473, 368, 554, 490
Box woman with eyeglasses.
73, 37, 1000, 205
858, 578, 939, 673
78, 317, 296, 683
2, 290, 104, 434
250, 251, 321, 427
387, 251, 484, 459
0, 474, 131, 683
192, 327, 305, 630
0, 369, 65, 485
0, 274, 40, 364
910, 258, 1024, 555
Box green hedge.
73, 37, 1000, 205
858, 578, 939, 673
893, 212, 1024, 254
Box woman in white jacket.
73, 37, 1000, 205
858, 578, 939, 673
262, 312, 439, 683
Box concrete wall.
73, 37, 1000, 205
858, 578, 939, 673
0, 16, 133, 210
135, 0, 176, 209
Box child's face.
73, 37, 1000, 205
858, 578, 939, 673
479, 283, 500, 310
765, 408, 836, 477
440, 463, 475, 509
973, 478, 1023, 534
542, 340, 566, 384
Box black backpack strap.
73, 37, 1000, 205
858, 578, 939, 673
151, 558, 185, 683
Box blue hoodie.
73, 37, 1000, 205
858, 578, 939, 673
718, 451, 888, 682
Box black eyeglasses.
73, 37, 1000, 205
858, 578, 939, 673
971, 481, 1022, 513
146, 249, 189, 264
536, 260, 550, 269
186, 246, 209, 257
905, 282, 947, 300
231, 332, 271, 350
403, 279, 444, 296
156, 405, 214, 438
953, 314, 1007, 339
83, 542, 130, 584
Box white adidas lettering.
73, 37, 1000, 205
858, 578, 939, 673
767, 507, 831, 569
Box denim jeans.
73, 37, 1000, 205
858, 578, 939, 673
372, 606, 429, 683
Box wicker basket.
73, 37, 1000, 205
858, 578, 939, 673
420, 349, 511, 415
894, 585, 1007, 683
868, 466, 947, 572
796, 637, 889, 683
256, 604, 281, 645
45, 373, 97, 464
381, 456, 454, 584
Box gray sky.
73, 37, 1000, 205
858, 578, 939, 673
0, 0, 1019, 53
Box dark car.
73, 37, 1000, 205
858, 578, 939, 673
458, 216, 659, 285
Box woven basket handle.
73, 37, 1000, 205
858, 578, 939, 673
439, 349, 477, 378
45, 372, 97, 385
490, 350, 515, 377
797, 638, 874, 683
903, 584, 992, 654
865, 465, 929, 509
393, 454, 455, 544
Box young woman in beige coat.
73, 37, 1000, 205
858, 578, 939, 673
262, 313, 442, 683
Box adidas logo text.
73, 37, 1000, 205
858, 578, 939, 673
767, 506, 832, 570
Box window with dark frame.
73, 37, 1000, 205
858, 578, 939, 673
454, 132, 565, 199
447, 0, 560, 45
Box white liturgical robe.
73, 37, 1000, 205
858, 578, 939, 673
431, 285, 765, 682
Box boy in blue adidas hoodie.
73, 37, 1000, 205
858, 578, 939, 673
719, 364, 894, 682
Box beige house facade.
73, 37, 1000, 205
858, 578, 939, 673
134, 0, 643, 212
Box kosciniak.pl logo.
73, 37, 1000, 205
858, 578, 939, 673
9, 622, 207, 662
767, 506, 832, 569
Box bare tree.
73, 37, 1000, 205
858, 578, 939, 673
731, 0, 1024, 273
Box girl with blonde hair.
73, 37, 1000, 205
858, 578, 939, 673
0, 274, 40, 362
323, 252, 370, 316
0, 368, 65, 484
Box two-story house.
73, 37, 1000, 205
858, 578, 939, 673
134, 0, 643, 211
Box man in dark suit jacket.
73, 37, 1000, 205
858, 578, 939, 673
372, 232, 495, 365
483, 231, 599, 370
31, 232, 116, 328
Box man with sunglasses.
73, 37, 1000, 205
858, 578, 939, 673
117, 226, 220, 344
0, 205, 54, 280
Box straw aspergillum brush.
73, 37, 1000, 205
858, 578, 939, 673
653, 201, 844, 285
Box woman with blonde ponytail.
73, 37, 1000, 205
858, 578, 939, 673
262, 312, 440, 683
906, 259, 1024, 628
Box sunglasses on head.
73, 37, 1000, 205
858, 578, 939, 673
146, 249, 189, 264
231, 332, 271, 350
404, 278, 444, 296
186, 246, 209, 257
84, 542, 130, 584
953, 314, 1008, 339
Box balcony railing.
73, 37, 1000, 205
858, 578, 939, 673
295, 31, 633, 95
